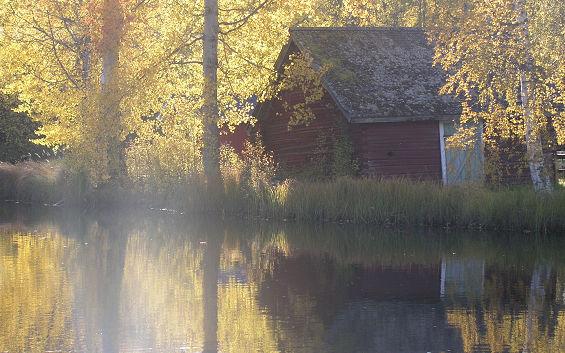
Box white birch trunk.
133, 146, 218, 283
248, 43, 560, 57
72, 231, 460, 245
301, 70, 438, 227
202, 0, 221, 184
516, 0, 553, 192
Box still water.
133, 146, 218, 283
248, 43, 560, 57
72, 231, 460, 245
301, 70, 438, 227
0, 206, 564, 353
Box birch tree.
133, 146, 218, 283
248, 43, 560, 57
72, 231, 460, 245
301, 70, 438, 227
0, 0, 331, 184
195, 0, 331, 183
0, 0, 202, 183
515, 0, 551, 191
429, 0, 564, 191
202, 0, 221, 184
1, 0, 432, 186
100, 0, 125, 181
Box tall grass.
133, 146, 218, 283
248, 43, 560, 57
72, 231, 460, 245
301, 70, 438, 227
0, 160, 95, 206
2, 160, 565, 233
224, 178, 565, 233
0, 161, 65, 204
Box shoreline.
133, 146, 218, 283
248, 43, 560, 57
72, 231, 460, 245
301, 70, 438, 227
2, 181, 564, 235
2, 161, 564, 234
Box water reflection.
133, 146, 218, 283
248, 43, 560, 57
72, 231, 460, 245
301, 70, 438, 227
0, 207, 564, 353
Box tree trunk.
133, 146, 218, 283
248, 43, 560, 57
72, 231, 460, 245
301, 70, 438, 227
521, 74, 552, 192
101, 0, 125, 183
516, 0, 553, 192
202, 0, 221, 185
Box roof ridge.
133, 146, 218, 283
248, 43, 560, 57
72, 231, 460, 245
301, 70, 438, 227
290, 26, 424, 32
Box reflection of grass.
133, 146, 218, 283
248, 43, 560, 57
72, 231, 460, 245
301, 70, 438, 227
249, 222, 565, 269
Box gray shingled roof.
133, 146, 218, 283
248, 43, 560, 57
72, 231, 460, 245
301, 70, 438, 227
287, 27, 460, 123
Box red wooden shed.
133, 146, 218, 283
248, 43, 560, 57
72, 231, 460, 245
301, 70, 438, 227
257, 27, 483, 183
219, 122, 251, 154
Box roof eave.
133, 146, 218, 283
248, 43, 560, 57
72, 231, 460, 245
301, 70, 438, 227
350, 114, 460, 124
274, 41, 293, 74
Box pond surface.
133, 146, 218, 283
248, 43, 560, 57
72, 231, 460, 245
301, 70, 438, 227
0, 206, 564, 353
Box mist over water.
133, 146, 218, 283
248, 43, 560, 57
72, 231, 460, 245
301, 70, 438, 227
0, 206, 564, 353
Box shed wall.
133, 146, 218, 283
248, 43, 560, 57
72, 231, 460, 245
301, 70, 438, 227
219, 123, 250, 154
260, 87, 443, 181
350, 121, 442, 180
260, 89, 344, 171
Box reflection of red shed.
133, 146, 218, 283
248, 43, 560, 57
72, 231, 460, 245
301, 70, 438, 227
260, 254, 441, 305
257, 27, 486, 183
219, 123, 251, 154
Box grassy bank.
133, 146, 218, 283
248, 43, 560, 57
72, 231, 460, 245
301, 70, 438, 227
2, 161, 565, 233
0, 161, 66, 205
236, 178, 565, 233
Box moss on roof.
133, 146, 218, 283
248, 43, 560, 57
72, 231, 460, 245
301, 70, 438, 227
289, 27, 461, 122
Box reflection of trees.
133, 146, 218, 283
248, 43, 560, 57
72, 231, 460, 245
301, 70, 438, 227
0, 232, 76, 353
247, 224, 565, 353
203, 231, 220, 353
118, 228, 204, 351
1, 211, 565, 353
106, 217, 282, 353
96, 220, 128, 353
217, 281, 280, 352
210, 226, 281, 353
446, 265, 564, 353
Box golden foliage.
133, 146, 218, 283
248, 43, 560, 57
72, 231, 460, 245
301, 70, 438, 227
126, 113, 204, 191
0, 0, 202, 182
429, 0, 565, 152
0, 0, 344, 184
220, 140, 276, 192
341, 0, 427, 26
276, 53, 332, 127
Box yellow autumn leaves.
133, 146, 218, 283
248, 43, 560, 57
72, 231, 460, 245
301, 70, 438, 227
0, 0, 562, 186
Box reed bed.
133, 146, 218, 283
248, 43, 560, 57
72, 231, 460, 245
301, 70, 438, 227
230, 178, 565, 233
0, 161, 65, 204
1, 161, 565, 233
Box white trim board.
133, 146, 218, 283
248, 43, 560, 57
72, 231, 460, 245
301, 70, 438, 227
439, 122, 447, 185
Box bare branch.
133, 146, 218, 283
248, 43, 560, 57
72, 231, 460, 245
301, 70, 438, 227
45, 12, 80, 89
218, 36, 271, 72
219, 0, 275, 35
171, 60, 203, 65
